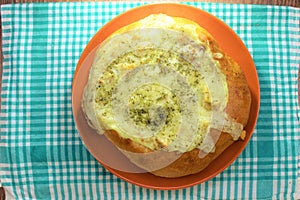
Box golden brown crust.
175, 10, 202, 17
100, 16, 251, 178
152, 132, 235, 177
205, 35, 251, 126
104, 129, 235, 177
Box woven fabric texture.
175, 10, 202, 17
0, 2, 299, 199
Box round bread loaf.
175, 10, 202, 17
82, 14, 251, 178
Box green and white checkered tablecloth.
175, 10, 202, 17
0, 2, 299, 199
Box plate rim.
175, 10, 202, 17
72, 2, 260, 190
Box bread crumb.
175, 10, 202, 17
213, 52, 223, 59
240, 130, 246, 140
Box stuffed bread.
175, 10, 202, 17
82, 14, 251, 178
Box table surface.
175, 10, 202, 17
0, 1, 299, 200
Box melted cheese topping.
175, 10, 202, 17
82, 14, 244, 153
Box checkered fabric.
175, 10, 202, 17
0, 2, 299, 199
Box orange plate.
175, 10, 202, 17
72, 3, 260, 190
